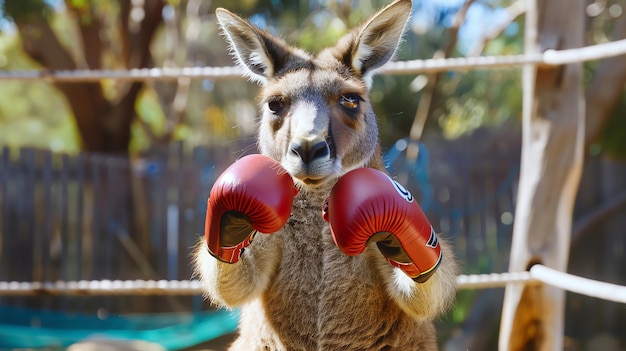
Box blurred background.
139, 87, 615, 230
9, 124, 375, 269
0, 0, 624, 350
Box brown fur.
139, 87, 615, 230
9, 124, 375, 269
194, 1, 458, 350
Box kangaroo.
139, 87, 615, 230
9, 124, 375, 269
194, 1, 458, 350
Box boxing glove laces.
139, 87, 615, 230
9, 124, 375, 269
323, 168, 441, 283
205, 154, 298, 263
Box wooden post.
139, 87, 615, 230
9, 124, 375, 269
498, 0, 585, 350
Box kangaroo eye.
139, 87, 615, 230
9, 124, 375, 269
267, 97, 285, 114
339, 95, 361, 111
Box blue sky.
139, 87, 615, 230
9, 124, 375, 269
412, 0, 517, 54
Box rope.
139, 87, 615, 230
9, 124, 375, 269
529, 265, 626, 304
384, 38, 626, 74
456, 265, 626, 304
0, 280, 203, 296
1, 39, 625, 82
383, 53, 542, 75
456, 271, 535, 289
2, 276, 525, 295
1, 265, 624, 302
0, 66, 243, 82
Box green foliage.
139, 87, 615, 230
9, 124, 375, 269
0, 31, 79, 152
0, 0, 621, 158
0, 0, 528, 152
449, 290, 477, 323
295, 15, 347, 52
597, 92, 626, 159
437, 69, 522, 139
1, 0, 52, 21
69, 0, 89, 8
584, 0, 626, 159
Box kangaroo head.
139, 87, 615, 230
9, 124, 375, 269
216, 0, 412, 190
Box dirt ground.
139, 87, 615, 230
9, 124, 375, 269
67, 333, 237, 351
182, 333, 237, 351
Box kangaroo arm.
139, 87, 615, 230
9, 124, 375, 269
370, 238, 458, 321
194, 232, 283, 308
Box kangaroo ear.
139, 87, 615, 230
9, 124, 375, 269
215, 8, 294, 85
342, 0, 412, 86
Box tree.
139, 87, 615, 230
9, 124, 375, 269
2, 0, 164, 154
498, 0, 585, 349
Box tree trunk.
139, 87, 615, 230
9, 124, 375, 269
13, 1, 164, 154
498, 0, 585, 350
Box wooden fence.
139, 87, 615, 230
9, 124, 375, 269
0, 142, 252, 313
0, 129, 623, 349
0, 132, 521, 313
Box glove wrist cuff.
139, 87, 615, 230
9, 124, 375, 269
208, 231, 257, 263
386, 251, 442, 283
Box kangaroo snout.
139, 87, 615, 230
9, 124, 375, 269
284, 135, 335, 185
289, 138, 330, 165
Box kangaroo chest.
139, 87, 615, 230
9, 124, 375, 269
261, 198, 402, 350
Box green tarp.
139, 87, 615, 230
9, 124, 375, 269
0, 306, 239, 350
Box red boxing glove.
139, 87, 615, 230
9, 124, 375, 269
206, 154, 298, 263
323, 168, 441, 283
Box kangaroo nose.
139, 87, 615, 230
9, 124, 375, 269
289, 139, 330, 164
